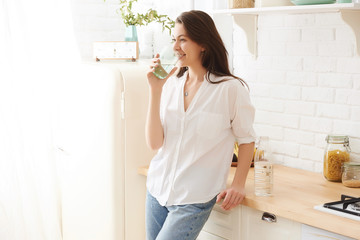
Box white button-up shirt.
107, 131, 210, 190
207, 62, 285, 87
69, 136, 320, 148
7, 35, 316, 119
146, 72, 256, 206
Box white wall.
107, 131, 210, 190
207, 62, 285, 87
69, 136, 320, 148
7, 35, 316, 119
70, 0, 192, 60
70, 0, 360, 173
70, 0, 124, 60
233, 12, 360, 172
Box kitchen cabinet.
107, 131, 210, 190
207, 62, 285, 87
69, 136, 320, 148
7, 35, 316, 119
200, 205, 357, 240
200, 205, 301, 240
301, 224, 356, 240
199, 204, 241, 240
210, 2, 360, 57
240, 205, 301, 240
197, 231, 227, 240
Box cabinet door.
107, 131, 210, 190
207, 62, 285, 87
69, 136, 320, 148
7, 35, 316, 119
197, 231, 227, 240
202, 204, 241, 240
241, 205, 301, 240
301, 224, 356, 240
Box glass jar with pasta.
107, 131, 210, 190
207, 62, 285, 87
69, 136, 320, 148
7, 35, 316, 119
323, 135, 351, 182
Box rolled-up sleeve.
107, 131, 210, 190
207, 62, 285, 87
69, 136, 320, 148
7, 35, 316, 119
230, 82, 256, 144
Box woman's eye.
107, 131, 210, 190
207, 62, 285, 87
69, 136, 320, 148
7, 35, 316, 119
171, 38, 186, 43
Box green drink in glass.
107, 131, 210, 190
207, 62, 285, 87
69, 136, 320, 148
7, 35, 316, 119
153, 45, 178, 79
153, 61, 177, 79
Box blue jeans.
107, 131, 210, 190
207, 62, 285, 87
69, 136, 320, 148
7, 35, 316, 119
145, 191, 217, 240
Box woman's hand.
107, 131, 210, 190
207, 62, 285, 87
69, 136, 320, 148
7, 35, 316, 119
216, 142, 254, 210
216, 184, 246, 211
145, 53, 177, 151
147, 53, 177, 93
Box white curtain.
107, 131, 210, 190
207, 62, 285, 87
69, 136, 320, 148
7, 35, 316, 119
0, 0, 80, 239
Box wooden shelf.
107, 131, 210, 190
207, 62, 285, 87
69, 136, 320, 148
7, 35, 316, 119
213, 3, 360, 57
213, 2, 360, 15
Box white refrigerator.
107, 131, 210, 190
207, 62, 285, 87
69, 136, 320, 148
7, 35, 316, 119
55, 61, 155, 240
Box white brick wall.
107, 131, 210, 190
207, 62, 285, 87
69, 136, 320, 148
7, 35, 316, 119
234, 12, 360, 172
71, 0, 191, 59
70, 1, 360, 172
71, 0, 127, 59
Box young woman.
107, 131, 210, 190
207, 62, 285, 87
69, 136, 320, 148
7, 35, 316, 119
145, 10, 256, 240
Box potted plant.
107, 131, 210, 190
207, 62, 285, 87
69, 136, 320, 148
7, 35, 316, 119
105, 0, 175, 41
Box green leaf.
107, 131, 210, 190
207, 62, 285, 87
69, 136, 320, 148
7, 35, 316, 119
106, 0, 174, 35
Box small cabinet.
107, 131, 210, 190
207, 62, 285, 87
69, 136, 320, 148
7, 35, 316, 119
301, 224, 356, 240
200, 204, 302, 240
198, 204, 241, 240
240, 205, 301, 240
197, 231, 227, 240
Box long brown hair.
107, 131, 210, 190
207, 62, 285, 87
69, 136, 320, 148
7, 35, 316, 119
175, 10, 248, 88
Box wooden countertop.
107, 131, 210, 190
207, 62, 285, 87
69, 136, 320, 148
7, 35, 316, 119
138, 165, 360, 239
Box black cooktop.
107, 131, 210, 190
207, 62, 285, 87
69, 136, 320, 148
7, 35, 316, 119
324, 195, 360, 217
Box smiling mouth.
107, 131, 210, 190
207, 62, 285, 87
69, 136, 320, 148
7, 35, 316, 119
176, 53, 185, 59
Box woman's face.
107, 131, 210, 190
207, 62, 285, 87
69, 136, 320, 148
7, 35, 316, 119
172, 23, 205, 69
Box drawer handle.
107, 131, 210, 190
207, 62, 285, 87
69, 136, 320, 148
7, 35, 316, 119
261, 212, 277, 223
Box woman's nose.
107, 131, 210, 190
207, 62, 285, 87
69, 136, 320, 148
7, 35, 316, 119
173, 41, 179, 51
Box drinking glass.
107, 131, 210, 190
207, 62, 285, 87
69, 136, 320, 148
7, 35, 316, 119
153, 45, 178, 79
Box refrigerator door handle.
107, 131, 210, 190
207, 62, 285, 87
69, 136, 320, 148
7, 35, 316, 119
121, 91, 125, 119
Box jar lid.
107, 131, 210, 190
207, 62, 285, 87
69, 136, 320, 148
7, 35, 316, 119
325, 134, 349, 143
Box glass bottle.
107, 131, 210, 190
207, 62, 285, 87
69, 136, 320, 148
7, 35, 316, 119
342, 162, 360, 188
323, 135, 351, 182
254, 136, 273, 196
